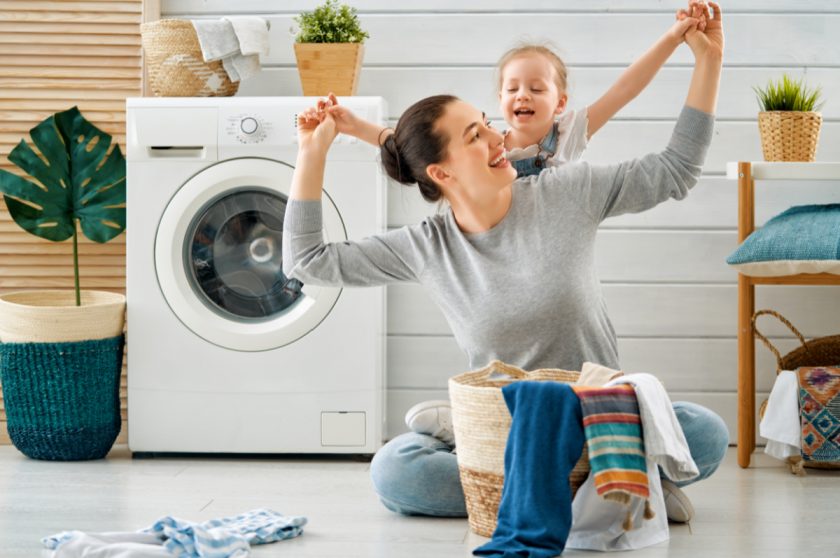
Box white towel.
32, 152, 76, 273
607, 373, 699, 482
192, 19, 240, 62
191, 17, 269, 82
759, 370, 801, 460
224, 16, 270, 57
222, 54, 262, 83
46, 532, 168, 557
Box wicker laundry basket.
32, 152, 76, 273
757, 111, 822, 162
754, 309, 840, 473
141, 19, 239, 97
449, 360, 590, 537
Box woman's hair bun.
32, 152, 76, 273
380, 134, 415, 185
378, 94, 458, 203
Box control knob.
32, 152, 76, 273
240, 117, 259, 135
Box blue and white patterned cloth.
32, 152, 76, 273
43, 508, 306, 557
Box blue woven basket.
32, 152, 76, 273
0, 335, 124, 461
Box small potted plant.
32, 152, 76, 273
754, 74, 824, 162
0, 107, 126, 461
292, 0, 369, 96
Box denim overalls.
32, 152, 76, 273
508, 123, 560, 178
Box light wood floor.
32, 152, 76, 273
1, 445, 836, 557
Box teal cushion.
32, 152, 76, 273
726, 204, 840, 276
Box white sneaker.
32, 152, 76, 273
404, 399, 455, 446
661, 479, 695, 523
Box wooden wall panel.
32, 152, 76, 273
0, 0, 158, 445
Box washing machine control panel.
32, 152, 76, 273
223, 113, 273, 144
217, 101, 380, 155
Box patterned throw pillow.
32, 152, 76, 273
727, 204, 840, 276
798, 366, 840, 464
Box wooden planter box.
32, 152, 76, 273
294, 43, 364, 96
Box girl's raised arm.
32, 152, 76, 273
683, 1, 724, 114
585, 2, 704, 138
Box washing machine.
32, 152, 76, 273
125, 97, 386, 454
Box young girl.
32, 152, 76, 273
329, 1, 707, 180
499, 4, 706, 178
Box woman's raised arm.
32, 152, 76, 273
290, 99, 339, 201
283, 98, 425, 287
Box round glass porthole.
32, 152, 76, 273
185, 188, 303, 321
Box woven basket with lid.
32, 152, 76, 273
448, 360, 590, 537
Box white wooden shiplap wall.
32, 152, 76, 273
163, 0, 840, 441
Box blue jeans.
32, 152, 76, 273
370, 401, 729, 517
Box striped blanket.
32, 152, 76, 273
572, 384, 653, 530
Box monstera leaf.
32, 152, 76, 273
0, 106, 125, 243
0, 107, 126, 304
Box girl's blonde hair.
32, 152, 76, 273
496, 44, 568, 93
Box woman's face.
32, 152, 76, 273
429, 100, 517, 197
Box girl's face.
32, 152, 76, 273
427, 100, 517, 197
499, 54, 567, 135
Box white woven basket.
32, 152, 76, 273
0, 290, 125, 343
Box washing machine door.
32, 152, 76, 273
155, 157, 345, 351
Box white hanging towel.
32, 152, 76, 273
191, 17, 270, 82
759, 370, 801, 460
191, 19, 240, 61
607, 373, 699, 482
223, 16, 271, 57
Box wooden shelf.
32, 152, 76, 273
729, 161, 840, 469
746, 273, 840, 285
726, 161, 840, 181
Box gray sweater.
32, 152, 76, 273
283, 106, 713, 371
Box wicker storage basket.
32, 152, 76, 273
754, 309, 840, 472
140, 19, 239, 97
757, 111, 822, 162
449, 360, 589, 537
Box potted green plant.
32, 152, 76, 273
754, 74, 824, 162
0, 106, 126, 460
292, 0, 369, 96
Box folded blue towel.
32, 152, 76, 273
474, 381, 585, 558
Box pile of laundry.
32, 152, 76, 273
42, 508, 306, 557
475, 363, 699, 557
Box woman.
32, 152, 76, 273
283, 3, 726, 521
